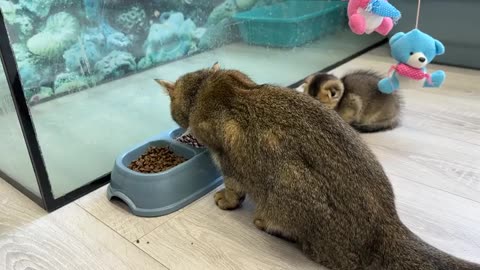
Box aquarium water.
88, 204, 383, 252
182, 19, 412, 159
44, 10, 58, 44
0, 0, 346, 104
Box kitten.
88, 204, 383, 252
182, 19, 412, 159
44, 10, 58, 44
156, 63, 479, 270
303, 70, 403, 133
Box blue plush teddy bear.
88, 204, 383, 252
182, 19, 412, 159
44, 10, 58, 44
378, 29, 446, 94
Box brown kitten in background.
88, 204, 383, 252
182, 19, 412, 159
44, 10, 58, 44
156, 63, 479, 270
303, 70, 403, 133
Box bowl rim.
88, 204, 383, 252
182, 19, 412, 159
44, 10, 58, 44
116, 139, 206, 177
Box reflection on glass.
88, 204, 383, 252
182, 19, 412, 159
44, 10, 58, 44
0, 63, 40, 197
0, 0, 382, 198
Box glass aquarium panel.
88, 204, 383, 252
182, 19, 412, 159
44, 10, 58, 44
0, 0, 383, 198
0, 61, 40, 197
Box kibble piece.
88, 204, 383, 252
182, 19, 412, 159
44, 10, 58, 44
128, 146, 187, 173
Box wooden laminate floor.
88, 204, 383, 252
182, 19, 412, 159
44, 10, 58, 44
1, 47, 480, 269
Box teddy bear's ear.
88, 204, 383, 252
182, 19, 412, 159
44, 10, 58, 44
435, 39, 445, 55
389, 32, 405, 46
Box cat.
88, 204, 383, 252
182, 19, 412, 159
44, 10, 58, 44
156, 63, 480, 270
302, 70, 403, 133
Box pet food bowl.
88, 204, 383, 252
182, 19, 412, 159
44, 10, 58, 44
107, 128, 223, 217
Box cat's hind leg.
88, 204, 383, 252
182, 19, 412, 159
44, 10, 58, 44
301, 239, 359, 270
337, 93, 362, 124
214, 176, 246, 210
253, 209, 297, 242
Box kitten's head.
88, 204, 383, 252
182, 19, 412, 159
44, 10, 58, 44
304, 73, 344, 109
155, 62, 220, 128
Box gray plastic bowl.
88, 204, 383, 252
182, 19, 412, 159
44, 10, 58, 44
107, 128, 223, 217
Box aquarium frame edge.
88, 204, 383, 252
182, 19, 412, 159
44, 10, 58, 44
0, 10, 57, 210
0, 7, 387, 211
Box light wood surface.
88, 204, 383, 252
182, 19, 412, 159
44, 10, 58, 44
389, 175, 480, 262
75, 186, 182, 242
0, 180, 167, 270
1, 46, 480, 269
135, 186, 323, 270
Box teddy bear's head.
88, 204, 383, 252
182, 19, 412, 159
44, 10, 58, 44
389, 29, 445, 69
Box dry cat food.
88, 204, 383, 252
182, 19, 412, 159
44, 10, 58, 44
128, 146, 187, 173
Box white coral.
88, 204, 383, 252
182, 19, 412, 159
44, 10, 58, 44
27, 12, 80, 59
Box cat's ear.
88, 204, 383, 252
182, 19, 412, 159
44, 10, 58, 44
322, 80, 344, 100
302, 75, 315, 94
211, 62, 220, 72
154, 79, 175, 94
304, 74, 314, 84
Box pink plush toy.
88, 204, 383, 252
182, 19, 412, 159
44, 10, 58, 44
347, 0, 401, 36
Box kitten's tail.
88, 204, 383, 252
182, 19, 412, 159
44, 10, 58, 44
375, 223, 480, 270
351, 119, 400, 133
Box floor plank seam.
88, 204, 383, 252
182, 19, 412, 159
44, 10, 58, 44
389, 173, 480, 206
136, 195, 216, 242
369, 139, 480, 166
131, 193, 218, 242
402, 126, 480, 148
74, 201, 172, 270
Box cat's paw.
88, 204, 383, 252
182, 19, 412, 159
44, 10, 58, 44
254, 218, 267, 231
214, 188, 243, 210
253, 217, 296, 242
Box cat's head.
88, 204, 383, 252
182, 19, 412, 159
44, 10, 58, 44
304, 73, 344, 110
155, 62, 220, 128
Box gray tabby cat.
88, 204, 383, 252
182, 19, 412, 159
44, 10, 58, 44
303, 70, 402, 133
156, 63, 479, 270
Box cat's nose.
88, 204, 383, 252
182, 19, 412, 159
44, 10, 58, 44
419, 57, 426, 63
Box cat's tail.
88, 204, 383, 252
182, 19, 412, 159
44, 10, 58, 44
351, 119, 400, 133
374, 222, 480, 270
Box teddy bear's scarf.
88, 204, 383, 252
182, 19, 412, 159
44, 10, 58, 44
389, 63, 433, 84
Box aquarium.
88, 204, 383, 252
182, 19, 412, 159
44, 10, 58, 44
0, 60, 41, 203
0, 0, 384, 210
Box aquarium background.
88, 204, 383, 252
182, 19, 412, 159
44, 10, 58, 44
0, 0, 383, 200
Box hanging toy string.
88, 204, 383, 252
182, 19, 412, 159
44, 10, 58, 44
415, 0, 421, 29
387, 0, 423, 92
